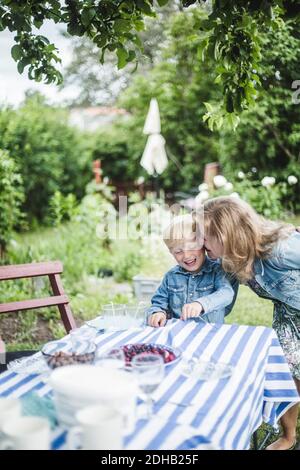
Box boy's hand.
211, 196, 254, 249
148, 312, 167, 328
181, 302, 203, 321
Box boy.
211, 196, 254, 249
147, 213, 234, 327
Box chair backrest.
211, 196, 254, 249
0, 261, 76, 334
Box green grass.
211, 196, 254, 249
226, 285, 273, 327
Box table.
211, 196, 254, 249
0, 320, 299, 450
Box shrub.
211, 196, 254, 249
0, 94, 93, 224
196, 172, 289, 220
0, 150, 24, 257
48, 191, 78, 226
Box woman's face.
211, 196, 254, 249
204, 235, 224, 260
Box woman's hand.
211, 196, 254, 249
148, 311, 167, 328
181, 302, 203, 320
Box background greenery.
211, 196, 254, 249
0, 93, 93, 225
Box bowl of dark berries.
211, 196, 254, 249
121, 343, 181, 367
42, 340, 96, 370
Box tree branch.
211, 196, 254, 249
265, 123, 295, 161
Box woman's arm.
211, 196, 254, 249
196, 270, 234, 314
276, 231, 300, 270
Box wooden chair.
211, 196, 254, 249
0, 261, 76, 334
0, 261, 77, 373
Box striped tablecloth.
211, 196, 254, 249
0, 319, 299, 450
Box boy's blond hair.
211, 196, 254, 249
203, 196, 294, 282
163, 213, 202, 249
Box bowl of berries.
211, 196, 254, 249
42, 340, 96, 370
121, 343, 181, 367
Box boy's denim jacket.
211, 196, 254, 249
146, 256, 234, 320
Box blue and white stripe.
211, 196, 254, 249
0, 320, 299, 450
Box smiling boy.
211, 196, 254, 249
147, 213, 234, 327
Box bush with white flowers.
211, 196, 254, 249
194, 170, 294, 219
261, 176, 276, 187
213, 174, 227, 188
287, 175, 298, 186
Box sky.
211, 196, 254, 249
0, 21, 79, 107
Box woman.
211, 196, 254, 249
202, 196, 300, 450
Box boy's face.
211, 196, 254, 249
170, 239, 205, 272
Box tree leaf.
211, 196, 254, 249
11, 44, 22, 61
81, 8, 96, 27
204, 102, 213, 113
136, 0, 154, 16
117, 47, 128, 69
17, 58, 26, 74
114, 18, 131, 33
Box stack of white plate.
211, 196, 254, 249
49, 365, 138, 429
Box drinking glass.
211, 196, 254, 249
101, 304, 126, 329
124, 303, 147, 327
131, 353, 164, 419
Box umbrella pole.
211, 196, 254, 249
153, 172, 160, 199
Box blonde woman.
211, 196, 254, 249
202, 196, 300, 451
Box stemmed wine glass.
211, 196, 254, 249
131, 353, 164, 419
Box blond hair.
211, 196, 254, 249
163, 213, 201, 249
202, 197, 294, 282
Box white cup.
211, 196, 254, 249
0, 416, 50, 450
68, 404, 123, 450
0, 398, 22, 433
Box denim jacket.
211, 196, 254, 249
146, 257, 234, 323
224, 231, 300, 315
252, 231, 300, 309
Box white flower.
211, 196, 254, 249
287, 175, 298, 185
103, 176, 109, 185
251, 167, 257, 173
198, 182, 209, 191
237, 171, 245, 179
213, 174, 227, 188
230, 192, 240, 198
261, 176, 276, 187
195, 190, 210, 203
275, 70, 281, 80
136, 176, 145, 185
224, 182, 233, 191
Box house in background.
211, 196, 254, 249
69, 106, 130, 131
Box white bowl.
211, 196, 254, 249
49, 365, 138, 428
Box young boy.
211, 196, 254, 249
147, 213, 234, 327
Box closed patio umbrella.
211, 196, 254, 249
140, 98, 168, 181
